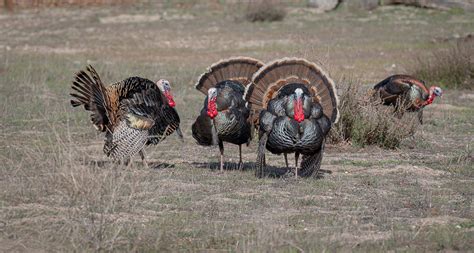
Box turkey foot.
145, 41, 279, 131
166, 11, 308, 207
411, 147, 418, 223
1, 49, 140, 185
118, 158, 131, 167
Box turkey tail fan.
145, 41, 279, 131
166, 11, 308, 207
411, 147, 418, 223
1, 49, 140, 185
195, 56, 264, 94
373, 75, 393, 90
244, 57, 339, 124
70, 65, 110, 131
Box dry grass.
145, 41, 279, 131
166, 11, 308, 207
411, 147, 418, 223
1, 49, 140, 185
413, 39, 474, 90
1, 0, 138, 9
2, 128, 171, 251
244, 0, 286, 22
329, 78, 418, 149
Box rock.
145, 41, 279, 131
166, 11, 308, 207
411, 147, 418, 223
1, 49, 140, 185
338, 0, 474, 11
383, 0, 474, 11
307, 0, 339, 12
339, 0, 379, 11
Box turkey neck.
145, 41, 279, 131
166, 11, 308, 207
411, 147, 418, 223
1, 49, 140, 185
163, 90, 175, 107
207, 97, 218, 119
423, 88, 436, 106
294, 96, 304, 123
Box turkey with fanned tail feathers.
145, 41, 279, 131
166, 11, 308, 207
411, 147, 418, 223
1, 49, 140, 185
244, 58, 339, 178
192, 57, 264, 171
70, 65, 183, 166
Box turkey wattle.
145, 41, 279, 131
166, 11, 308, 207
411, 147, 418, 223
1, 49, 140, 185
373, 74, 442, 124
70, 65, 183, 166
244, 58, 339, 178
192, 57, 264, 171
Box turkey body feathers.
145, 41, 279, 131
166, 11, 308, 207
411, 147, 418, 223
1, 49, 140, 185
246, 58, 338, 178
192, 57, 262, 171
257, 94, 330, 177
244, 57, 339, 124
119, 84, 182, 145
373, 74, 430, 111
259, 88, 331, 156
70, 66, 182, 161
192, 57, 262, 148
192, 81, 251, 146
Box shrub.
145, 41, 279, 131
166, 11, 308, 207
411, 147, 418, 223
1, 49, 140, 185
413, 39, 473, 90
244, 0, 286, 22
329, 78, 418, 149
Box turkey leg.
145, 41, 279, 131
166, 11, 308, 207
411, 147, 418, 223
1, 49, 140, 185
418, 110, 423, 124
238, 144, 243, 170
218, 140, 224, 172
120, 158, 131, 167
295, 152, 300, 178
284, 153, 289, 168
256, 132, 268, 178
211, 120, 219, 146
139, 150, 149, 168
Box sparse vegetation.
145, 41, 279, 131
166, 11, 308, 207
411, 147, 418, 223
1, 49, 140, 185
244, 0, 286, 22
1, 3, 473, 252
413, 39, 474, 90
329, 78, 418, 149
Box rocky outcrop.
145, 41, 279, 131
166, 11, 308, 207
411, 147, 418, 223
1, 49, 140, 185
338, 0, 474, 11
307, 0, 339, 12
383, 0, 474, 11
1, 0, 136, 9
338, 0, 379, 10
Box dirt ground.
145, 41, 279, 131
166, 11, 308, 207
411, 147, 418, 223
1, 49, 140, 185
0, 3, 473, 252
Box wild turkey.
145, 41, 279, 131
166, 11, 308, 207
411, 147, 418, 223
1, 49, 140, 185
373, 74, 443, 124
70, 65, 183, 166
244, 58, 339, 178
192, 57, 264, 171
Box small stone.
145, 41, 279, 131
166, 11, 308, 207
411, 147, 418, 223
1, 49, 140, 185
307, 0, 339, 12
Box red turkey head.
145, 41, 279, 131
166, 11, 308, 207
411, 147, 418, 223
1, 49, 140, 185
207, 88, 218, 119
293, 88, 305, 123
157, 79, 176, 107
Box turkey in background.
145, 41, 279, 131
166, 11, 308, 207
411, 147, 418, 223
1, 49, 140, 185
373, 74, 443, 124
